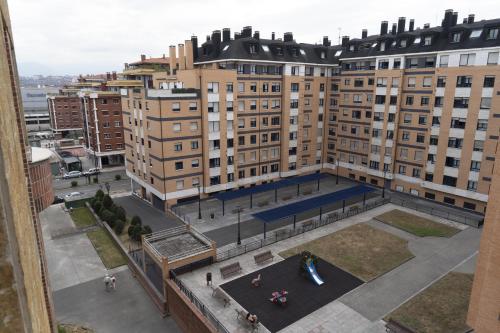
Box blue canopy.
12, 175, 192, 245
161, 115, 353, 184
253, 185, 374, 223
214, 173, 326, 202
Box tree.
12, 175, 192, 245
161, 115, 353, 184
142, 225, 152, 235
115, 206, 126, 221
128, 224, 143, 241
114, 219, 125, 235
131, 216, 142, 226
95, 189, 104, 201
100, 209, 116, 228
102, 194, 113, 209
93, 201, 102, 215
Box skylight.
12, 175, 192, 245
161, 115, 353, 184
300, 49, 306, 55
414, 37, 421, 44
470, 29, 482, 38
371, 42, 377, 48
334, 50, 342, 57
222, 45, 230, 51
262, 45, 270, 52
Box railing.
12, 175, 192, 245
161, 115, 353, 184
216, 198, 389, 262
389, 196, 483, 228
170, 271, 230, 333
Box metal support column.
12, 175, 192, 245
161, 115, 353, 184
342, 199, 345, 213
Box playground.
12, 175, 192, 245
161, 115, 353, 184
220, 253, 363, 332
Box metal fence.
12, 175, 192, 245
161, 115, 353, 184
216, 198, 389, 262
170, 271, 230, 333
389, 196, 483, 228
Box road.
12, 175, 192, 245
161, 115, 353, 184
53, 169, 127, 190
54, 179, 131, 198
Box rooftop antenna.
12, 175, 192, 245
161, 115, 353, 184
338, 27, 341, 45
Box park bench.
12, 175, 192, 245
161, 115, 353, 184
385, 319, 416, 333
254, 250, 274, 264
220, 262, 242, 279
235, 309, 259, 331
302, 220, 314, 230
210, 286, 231, 307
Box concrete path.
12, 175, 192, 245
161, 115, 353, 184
114, 195, 183, 232
339, 220, 481, 321
40, 204, 120, 291
53, 268, 180, 333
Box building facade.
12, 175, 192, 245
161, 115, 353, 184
28, 147, 54, 213
21, 86, 58, 133
0, 0, 54, 331
47, 91, 84, 140
121, 11, 499, 217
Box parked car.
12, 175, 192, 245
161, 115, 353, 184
52, 196, 64, 204
65, 192, 82, 198
83, 168, 101, 176
63, 171, 82, 179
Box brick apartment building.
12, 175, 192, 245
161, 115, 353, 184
121, 10, 499, 216
47, 90, 84, 140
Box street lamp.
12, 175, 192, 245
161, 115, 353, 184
336, 159, 339, 185
104, 181, 110, 194
236, 206, 242, 245
382, 169, 387, 198
197, 185, 202, 220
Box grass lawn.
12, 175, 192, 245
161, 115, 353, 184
375, 209, 459, 238
87, 228, 126, 269
386, 272, 473, 333
279, 223, 414, 281
70, 207, 97, 228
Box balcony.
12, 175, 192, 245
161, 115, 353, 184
443, 166, 459, 178
475, 130, 486, 141
449, 128, 465, 139
435, 87, 445, 97
226, 111, 234, 120
482, 88, 494, 98
426, 161, 435, 173
446, 148, 462, 158
372, 121, 384, 129
451, 108, 468, 118
455, 87, 471, 98
428, 145, 437, 154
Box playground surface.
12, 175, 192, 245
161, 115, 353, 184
220, 254, 363, 332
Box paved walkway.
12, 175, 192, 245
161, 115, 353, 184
339, 219, 480, 321
54, 268, 180, 333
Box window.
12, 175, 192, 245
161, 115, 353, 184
190, 122, 198, 131
435, 96, 444, 107
416, 133, 425, 143
448, 138, 463, 148
442, 176, 457, 187
456, 76, 473, 87
207, 82, 219, 93
391, 78, 399, 88
420, 97, 430, 106
400, 148, 408, 159
291, 83, 299, 92
250, 82, 257, 92
402, 131, 410, 141
173, 123, 181, 132
445, 157, 460, 168
375, 95, 386, 104
487, 52, 499, 65
480, 97, 491, 109
191, 141, 199, 149
459, 53, 475, 66
452, 32, 461, 43
423, 77, 432, 87
437, 76, 446, 87
291, 66, 299, 76
439, 55, 449, 68
174, 143, 182, 151
209, 158, 220, 168
470, 29, 482, 38
484, 76, 495, 87
453, 97, 469, 108
226, 83, 233, 92
470, 160, 481, 171
450, 117, 466, 129
477, 119, 488, 131
473, 140, 484, 152
393, 58, 401, 69
238, 82, 245, 92
407, 77, 416, 88
487, 28, 499, 40
208, 121, 220, 132
175, 162, 183, 170
376, 77, 387, 87
172, 102, 180, 112
398, 165, 407, 174
424, 36, 432, 45
412, 168, 421, 178
207, 102, 219, 113
406, 96, 414, 105
189, 102, 197, 111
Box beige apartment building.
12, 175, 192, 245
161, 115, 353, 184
122, 11, 499, 217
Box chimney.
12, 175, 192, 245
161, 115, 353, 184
451, 12, 458, 26
212, 30, 221, 48
169, 45, 176, 75
391, 23, 397, 34
206, 35, 210, 42
234, 32, 241, 39
106, 72, 111, 80
361, 29, 368, 39
284, 32, 293, 42
253, 31, 260, 39
271, 32, 275, 40
380, 21, 388, 35
468, 14, 475, 24
140, 54, 146, 61
463, 18, 468, 24
323, 36, 329, 46
112, 71, 117, 80
191, 35, 198, 60
124, 63, 129, 70
178, 44, 185, 70
409, 19, 415, 32
185, 40, 194, 69
242, 26, 252, 38
223, 28, 230, 42
442, 9, 453, 28
397, 17, 406, 34
341, 36, 349, 47
423, 23, 430, 29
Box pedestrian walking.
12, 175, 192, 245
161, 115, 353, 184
110, 275, 116, 290
104, 274, 112, 291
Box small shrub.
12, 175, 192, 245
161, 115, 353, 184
131, 216, 142, 226
115, 174, 122, 181
114, 219, 125, 235
142, 225, 152, 235
93, 201, 102, 214
100, 209, 117, 228
102, 194, 113, 209
95, 189, 104, 201
89, 197, 97, 209
129, 224, 143, 241
115, 206, 126, 221
71, 180, 78, 187
109, 203, 119, 214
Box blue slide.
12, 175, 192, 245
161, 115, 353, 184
305, 260, 324, 286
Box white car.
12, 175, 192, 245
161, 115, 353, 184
63, 171, 82, 179
65, 192, 82, 198
83, 168, 101, 176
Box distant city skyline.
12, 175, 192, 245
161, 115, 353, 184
9, 0, 498, 75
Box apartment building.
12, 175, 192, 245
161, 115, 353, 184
0, 0, 54, 331
122, 10, 499, 215
47, 90, 84, 140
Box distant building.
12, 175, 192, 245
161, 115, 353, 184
29, 147, 54, 212
21, 87, 58, 133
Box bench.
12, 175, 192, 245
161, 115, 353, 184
235, 309, 259, 331
210, 286, 231, 307
254, 251, 274, 264
220, 262, 242, 279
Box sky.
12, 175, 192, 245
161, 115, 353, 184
8, 0, 500, 76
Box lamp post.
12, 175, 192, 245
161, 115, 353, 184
236, 206, 241, 245
197, 185, 202, 220
336, 159, 339, 185
104, 181, 110, 195
382, 169, 387, 198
